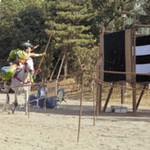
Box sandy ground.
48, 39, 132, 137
0, 93, 150, 150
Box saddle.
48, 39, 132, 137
0, 64, 17, 82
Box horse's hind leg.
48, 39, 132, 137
25, 87, 29, 116
2, 92, 10, 113
11, 93, 18, 114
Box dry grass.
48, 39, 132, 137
58, 79, 150, 114
30, 78, 150, 113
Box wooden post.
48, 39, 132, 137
77, 71, 84, 143
121, 82, 125, 104
43, 97, 47, 113
125, 27, 138, 113
132, 82, 136, 113
136, 84, 147, 110
49, 57, 61, 81
92, 80, 96, 126
125, 29, 132, 82
102, 83, 114, 112
96, 26, 105, 114
57, 54, 65, 80
132, 27, 137, 113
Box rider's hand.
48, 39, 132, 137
42, 52, 46, 56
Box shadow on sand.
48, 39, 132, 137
0, 100, 150, 123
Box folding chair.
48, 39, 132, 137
57, 88, 65, 103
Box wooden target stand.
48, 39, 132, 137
96, 26, 150, 114
42, 80, 58, 113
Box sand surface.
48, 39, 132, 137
0, 93, 150, 150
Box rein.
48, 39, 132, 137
13, 61, 32, 84
13, 74, 31, 84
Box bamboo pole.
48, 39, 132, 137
92, 80, 96, 126
136, 84, 147, 110
37, 34, 52, 72
49, 56, 61, 81
56, 54, 65, 80
102, 83, 114, 112
77, 71, 84, 143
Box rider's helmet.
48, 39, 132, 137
17, 41, 34, 64
21, 41, 34, 50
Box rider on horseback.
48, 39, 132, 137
0, 41, 45, 91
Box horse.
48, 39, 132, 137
1, 58, 34, 115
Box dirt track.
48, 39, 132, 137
0, 93, 150, 150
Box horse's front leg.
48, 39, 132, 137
12, 92, 18, 114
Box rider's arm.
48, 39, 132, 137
30, 52, 46, 57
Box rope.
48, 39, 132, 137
93, 77, 150, 91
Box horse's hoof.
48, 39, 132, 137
13, 102, 18, 107
11, 107, 15, 114
12, 110, 14, 114
2, 108, 7, 112
19, 105, 25, 109
1, 88, 8, 93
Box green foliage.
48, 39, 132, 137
14, 6, 46, 43
45, 0, 96, 79
139, 0, 150, 24
0, 0, 20, 57
0, 0, 149, 81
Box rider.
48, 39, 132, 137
8, 41, 45, 66
19, 41, 46, 82
21, 41, 45, 60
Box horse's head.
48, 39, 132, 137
24, 58, 34, 73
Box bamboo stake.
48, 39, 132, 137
49, 56, 61, 81
136, 84, 147, 110
92, 80, 96, 126
37, 34, 52, 72
56, 54, 65, 80
77, 71, 84, 143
